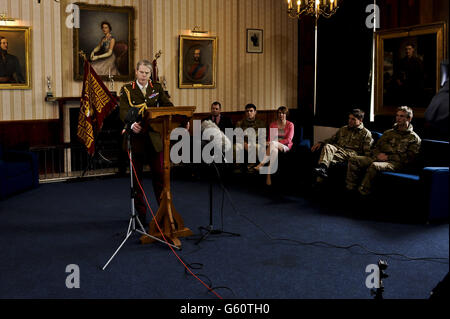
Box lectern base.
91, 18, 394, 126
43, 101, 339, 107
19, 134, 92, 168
140, 228, 193, 247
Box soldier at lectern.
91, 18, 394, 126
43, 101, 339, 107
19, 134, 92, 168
119, 59, 173, 226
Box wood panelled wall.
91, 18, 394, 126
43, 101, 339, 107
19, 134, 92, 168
0, 0, 298, 124
380, 0, 449, 30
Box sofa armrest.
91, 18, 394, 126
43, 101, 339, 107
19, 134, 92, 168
299, 139, 311, 150
3, 150, 35, 163
3, 150, 39, 187
422, 167, 449, 221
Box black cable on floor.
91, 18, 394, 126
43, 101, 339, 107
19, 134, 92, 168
211, 163, 449, 264
180, 256, 237, 297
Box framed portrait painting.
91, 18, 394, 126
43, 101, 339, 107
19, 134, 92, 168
0, 26, 31, 90
376, 22, 447, 117
73, 3, 135, 81
179, 35, 217, 88
247, 29, 263, 54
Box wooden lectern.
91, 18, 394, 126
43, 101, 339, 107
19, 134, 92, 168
140, 106, 196, 248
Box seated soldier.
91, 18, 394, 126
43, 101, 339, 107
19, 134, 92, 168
312, 108, 373, 181
346, 106, 421, 196
234, 103, 267, 172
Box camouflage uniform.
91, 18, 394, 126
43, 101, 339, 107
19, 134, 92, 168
234, 117, 266, 166
346, 123, 421, 195
236, 117, 266, 132
318, 123, 373, 167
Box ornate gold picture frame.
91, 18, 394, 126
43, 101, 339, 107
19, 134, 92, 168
73, 3, 135, 81
179, 35, 217, 89
0, 26, 31, 90
376, 22, 447, 117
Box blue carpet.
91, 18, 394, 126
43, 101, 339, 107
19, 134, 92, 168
0, 175, 448, 299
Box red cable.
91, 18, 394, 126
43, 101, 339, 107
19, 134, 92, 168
127, 150, 223, 300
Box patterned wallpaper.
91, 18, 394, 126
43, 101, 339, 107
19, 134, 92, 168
0, 0, 297, 121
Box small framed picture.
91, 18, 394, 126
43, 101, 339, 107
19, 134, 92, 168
247, 29, 263, 54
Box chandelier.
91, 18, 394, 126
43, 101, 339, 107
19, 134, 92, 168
287, 0, 339, 19
286, 0, 341, 116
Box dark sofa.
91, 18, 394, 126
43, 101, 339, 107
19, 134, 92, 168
0, 145, 39, 200
374, 138, 449, 222
310, 131, 448, 223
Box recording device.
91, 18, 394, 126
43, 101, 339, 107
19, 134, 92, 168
371, 260, 389, 300
201, 120, 232, 155
195, 120, 240, 245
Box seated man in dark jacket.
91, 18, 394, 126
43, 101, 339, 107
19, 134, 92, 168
203, 101, 233, 132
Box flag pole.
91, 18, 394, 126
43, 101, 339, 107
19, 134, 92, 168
79, 51, 95, 177
77, 50, 119, 176
79, 50, 88, 62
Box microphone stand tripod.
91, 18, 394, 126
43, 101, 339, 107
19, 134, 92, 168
195, 162, 240, 245
102, 134, 179, 270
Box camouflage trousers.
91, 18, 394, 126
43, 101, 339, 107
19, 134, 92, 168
346, 156, 400, 195
318, 144, 357, 167
234, 142, 264, 164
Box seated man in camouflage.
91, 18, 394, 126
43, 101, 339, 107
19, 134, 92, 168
346, 106, 421, 196
312, 109, 373, 180
234, 103, 266, 172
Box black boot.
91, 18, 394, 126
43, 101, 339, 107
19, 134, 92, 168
313, 164, 328, 179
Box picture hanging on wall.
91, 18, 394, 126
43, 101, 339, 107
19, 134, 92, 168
247, 29, 263, 54
0, 26, 31, 90
73, 3, 135, 81
376, 22, 447, 117
178, 35, 217, 89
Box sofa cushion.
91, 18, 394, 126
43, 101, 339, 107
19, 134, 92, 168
371, 131, 382, 144
0, 147, 39, 200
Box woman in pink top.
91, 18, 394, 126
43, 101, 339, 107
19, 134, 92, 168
255, 106, 294, 185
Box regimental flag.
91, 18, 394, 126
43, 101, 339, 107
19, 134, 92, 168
77, 59, 118, 156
